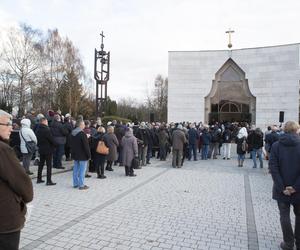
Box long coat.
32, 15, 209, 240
172, 129, 187, 151
104, 133, 119, 162
0, 140, 33, 233
269, 133, 300, 204
121, 130, 138, 167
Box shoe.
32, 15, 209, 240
146, 162, 151, 164
97, 175, 106, 179
54, 166, 65, 169
223, 157, 226, 160
253, 166, 257, 168
105, 167, 114, 171
85, 174, 92, 178
26, 171, 34, 175
34, 159, 40, 166
73, 185, 78, 188
79, 185, 89, 190
129, 174, 136, 177
280, 241, 294, 250
65, 158, 72, 161
37, 179, 45, 184
46, 182, 56, 186
227, 158, 230, 160
119, 164, 124, 167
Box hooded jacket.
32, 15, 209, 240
70, 127, 91, 161
269, 133, 300, 203
19, 119, 37, 154
0, 140, 33, 233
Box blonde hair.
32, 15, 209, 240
97, 126, 105, 133
284, 121, 300, 133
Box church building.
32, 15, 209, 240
168, 43, 300, 129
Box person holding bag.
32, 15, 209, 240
92, 126, 108, 179
19, 118, 37, 175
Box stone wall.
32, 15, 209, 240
168, 43, 300, 129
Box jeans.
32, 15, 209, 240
277, 202, 300, 248
138, 145, 148, 166
22, 153, 33, 172
201, 144, 209, 160
238, 154, 245, 161
188, 144, 197, 160
251, 148, 263, 168
0, 230, 20, 250
208, 142, 219, 158
53, 144, 65, 167
222, 143, 231, 159
73, 160, 87, 188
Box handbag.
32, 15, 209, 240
96, 140, 109, 155
20, 130, 38, 154
131, 157, 139, 169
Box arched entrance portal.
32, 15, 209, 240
205, 58, 256, 124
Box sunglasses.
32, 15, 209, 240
0, 120, 13, 126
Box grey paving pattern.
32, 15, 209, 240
20, 152, 284, 250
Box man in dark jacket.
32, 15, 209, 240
71, 119, 91, 190
188, 124, 199, 161
36, 117, 57, 185
50, 114, 68, 169
247, 127, 264, 168
0, 109, 33, 250
269, 121, 300, 250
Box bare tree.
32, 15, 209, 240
2, 24, 43, 116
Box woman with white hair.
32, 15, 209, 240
19, 118, 37, 175
235, 126, 248, 167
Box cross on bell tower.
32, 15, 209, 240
225, 28, 235, 49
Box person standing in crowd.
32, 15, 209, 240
19, 118, 37, 175
136, 122, 150, 166
188, 123, 199, 161
50, 114, 68, 169
201, 126, 211, 160
247, 127, 264, 168
35, 117, 57, 185
114, 123, 125, 166
235, 126, 248, 167
122, 127, 138, 177
71, 119, 91, 190
269, 121, 300, 250
265, 125, 280, 160
171, 124, 187, 168
209, 125, 222, 159
64, 115, 73, 161
0, 110, 33, 250
91, 126, 107, 179
104, 126, 119, 171
158, 125, 169, 161
222, 127, 232, 160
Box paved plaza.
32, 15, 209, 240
20, 151, 284, 250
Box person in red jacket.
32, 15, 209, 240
0, 109, 34, 250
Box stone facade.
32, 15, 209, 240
168, 43, 300, 129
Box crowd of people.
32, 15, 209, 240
2, 108, 300, 250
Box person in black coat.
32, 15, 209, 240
269, 121, 300, 250
91, 127, 108, 179
70, 120, 91, 190
35, 117, 57, 185
247, 128, 264, 168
